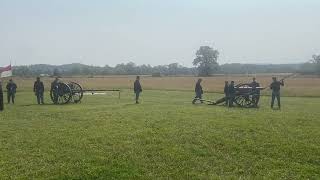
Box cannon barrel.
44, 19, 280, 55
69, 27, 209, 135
50, 81, 121, 104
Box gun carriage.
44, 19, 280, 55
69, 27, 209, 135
50, 81, 120, 104
199, 83, 265, 108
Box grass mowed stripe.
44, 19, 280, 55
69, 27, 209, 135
0, 90, 319, 179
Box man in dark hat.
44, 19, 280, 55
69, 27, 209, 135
34, 77, 45, 104
270, 77, 284, 109
6, 79, 17, 104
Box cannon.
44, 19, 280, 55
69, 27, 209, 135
198, 83, 265, 108
50, 81, 120, 104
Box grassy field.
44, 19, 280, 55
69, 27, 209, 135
5, 75, 320, 97
0, 89, 319, 179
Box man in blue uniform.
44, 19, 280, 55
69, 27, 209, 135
51, 77, 60, 104
192, 78, 203, 104
250, 77, 260, 107
34, 77, 45, 104
0, 80, 3, 111
134, 76, 142, 104
6, 79, 17, 104
224, 81, 229, 106
270, 77, 284, 109
228, 81, 236, 107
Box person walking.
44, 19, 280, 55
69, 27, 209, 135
34, 77, 45, 104
192, 78, 204, 104
270, 77, 284, 109
134, 76, 142, 104
6, 79, 17, 104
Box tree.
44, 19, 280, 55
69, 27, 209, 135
311, 54, 320, 75
193, 46, 219, 76
53, 68, 61, 77
168, 63, 179, 75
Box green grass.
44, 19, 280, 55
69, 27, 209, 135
0, 90, 319, 179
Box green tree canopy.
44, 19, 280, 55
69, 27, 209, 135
193, 46, 219, 76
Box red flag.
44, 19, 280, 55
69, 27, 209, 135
0, 65, 12, 77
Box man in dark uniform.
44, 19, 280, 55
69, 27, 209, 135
270, 77, 284, 109
34, 77, 45, 104
250, 77, 260, 107
6, 79, 17, 104
192, 78, 203, 104
0, 80, 3, 111
228, 81, 236, 107
134, 76, 142, 104
51, 77, 60, 104
224, 81, 229, 106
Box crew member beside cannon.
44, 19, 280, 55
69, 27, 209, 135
34, 77, 45, 105
51, 77, 60, 104
228, 81, 236, 107
224, 81, 229, 106
270, 77, 284, 109
249, 77, 260, 107
192, 78, 204, 104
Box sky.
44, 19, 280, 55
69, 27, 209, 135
0, 0, 319, 67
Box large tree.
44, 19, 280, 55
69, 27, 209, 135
193, 46, 219, 76
311, 54, 320, 75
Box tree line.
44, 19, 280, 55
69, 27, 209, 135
10, 62, 317, 77
8, 46, 320, 77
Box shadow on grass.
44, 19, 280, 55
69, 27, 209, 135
19, 103, 73, 107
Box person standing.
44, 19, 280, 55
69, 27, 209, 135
34, 77, 45, 104
228, 81, 236, 107
0, 80, 3, 111
224, 81, 229, 106
192, 78, 203, 104
51, 77, 60, 104
250, 77, 260, 106
134, 76, 142, 104
270, 77, 284, 109
6, 79, 17, 104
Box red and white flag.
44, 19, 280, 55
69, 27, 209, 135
0, 65, 13, 78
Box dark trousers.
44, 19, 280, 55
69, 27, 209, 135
192, 92, 202, 104
52, 90, 59, 104
224, 93, 229, 105
0, 90, 3, 111
36, 92, 44, 104
271, 91, 281, 108
135, 91, 140, 103
228, 95, 235, 107
253, 94, 260, 106
7, 92, 15, 104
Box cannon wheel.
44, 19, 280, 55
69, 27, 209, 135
234, 83, 255, 108
234, 95, 254, 107
50, 82, 72, 104
68, 82, 83, 103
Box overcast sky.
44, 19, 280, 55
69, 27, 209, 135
0, 0, 319, 67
